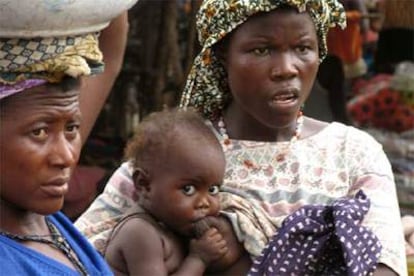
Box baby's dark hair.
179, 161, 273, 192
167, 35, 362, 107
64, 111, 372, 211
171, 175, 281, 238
124, 107, 222, 171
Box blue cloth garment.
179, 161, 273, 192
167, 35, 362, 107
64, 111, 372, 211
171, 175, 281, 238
248, 190, 382, 276
0, 212, 112, 275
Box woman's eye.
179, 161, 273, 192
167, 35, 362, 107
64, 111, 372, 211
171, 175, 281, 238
209, 185, 221, 196
295, 45, 310, 54
182, 185, 196, 196
66, 124, 79, 132
253, 47, 269, 56
65, 123, 80, 138
31, 128, 48, 140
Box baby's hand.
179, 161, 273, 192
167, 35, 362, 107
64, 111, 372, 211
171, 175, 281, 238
189, 227, 228, 265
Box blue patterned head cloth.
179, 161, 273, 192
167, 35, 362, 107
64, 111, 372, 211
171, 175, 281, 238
180, 0, 346, 120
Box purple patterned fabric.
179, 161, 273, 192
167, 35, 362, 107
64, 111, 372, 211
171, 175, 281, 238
248, 190, 382, 276
0, 79, 47, 100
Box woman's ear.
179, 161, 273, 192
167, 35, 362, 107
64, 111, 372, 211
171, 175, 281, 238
132, 168, 150, 193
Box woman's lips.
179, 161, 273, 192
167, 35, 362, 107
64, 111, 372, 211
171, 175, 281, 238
272, 93, 296, 102
41, 179, 69, 197
270, 89, 299, 106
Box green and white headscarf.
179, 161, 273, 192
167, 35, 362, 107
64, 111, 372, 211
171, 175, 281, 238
180, 0, 346, 121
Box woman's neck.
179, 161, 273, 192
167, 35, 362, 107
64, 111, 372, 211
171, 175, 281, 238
220, 107, 302, 142
0, 199, 48, 236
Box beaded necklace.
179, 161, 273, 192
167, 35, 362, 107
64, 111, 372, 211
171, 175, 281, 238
0, 219, 89, 275
218, 112, 304, 168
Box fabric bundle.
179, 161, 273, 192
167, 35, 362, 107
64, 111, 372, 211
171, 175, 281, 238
248, 190, 382, 276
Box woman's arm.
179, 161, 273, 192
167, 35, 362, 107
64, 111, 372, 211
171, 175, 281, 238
79, 12, 129, 144
348, 131, 407, 275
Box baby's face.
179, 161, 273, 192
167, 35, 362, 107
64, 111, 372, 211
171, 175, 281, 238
143, 130, 225, 237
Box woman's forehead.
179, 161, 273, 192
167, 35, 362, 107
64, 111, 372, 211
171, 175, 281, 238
232, 8, 316, 37
196, 0, 346, 63
1, 86, 80, 115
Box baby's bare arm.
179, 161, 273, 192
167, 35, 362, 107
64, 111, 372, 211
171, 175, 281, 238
105, 218, 169, 275
105, 217, 229, 276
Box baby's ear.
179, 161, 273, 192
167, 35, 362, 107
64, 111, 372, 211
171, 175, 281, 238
132, 168, 150, 192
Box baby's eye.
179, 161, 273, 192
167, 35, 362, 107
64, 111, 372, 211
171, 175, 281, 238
253, 47, 270, 56
182, 185, 196, 196
209, 185, 221, 196
31, 128, 48, 141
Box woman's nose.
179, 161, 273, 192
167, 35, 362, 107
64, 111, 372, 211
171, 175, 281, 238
48, 134, 79, 168
270, 52, 298, 80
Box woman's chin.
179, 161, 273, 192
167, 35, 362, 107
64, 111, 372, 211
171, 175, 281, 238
32, 199, 65, 215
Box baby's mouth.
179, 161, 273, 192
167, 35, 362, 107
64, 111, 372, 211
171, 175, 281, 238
192, 217, 213, 238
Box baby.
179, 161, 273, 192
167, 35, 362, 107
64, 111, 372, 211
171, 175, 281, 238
104, 108, 249, 275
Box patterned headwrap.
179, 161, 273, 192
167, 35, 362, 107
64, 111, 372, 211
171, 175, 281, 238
0, 33, 103, 100
0, 79, 46, 100
180, 0, 346, 121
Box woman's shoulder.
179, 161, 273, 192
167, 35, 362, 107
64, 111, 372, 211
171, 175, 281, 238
304, 117, 381, 146
49, 212, 106, 252
0, 213, 111, 275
